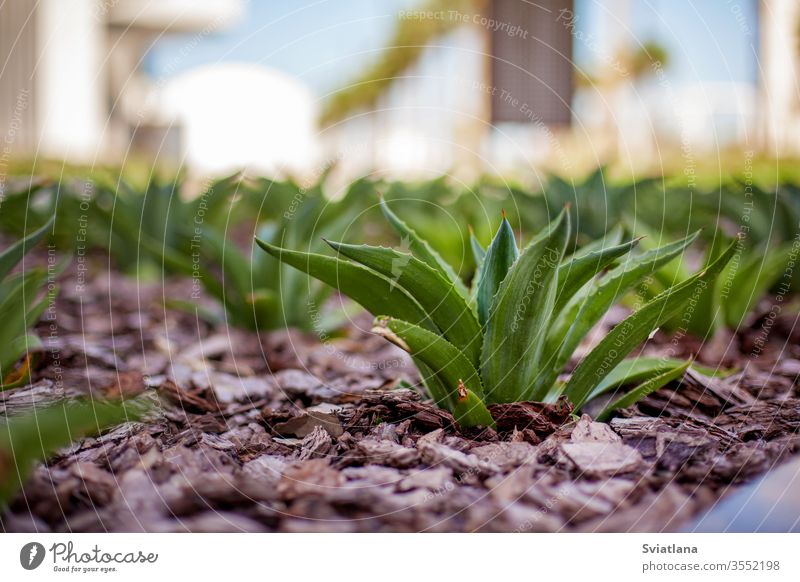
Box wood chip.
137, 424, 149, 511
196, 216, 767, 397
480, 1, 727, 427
560, 442, 644, 477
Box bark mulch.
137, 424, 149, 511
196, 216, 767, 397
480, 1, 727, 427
1, 266, 799, 532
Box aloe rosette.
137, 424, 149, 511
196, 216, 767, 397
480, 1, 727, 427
258, 200, 736, 428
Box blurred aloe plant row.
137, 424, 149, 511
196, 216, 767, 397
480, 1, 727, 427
0, 221, 145, 507
111, 174, 367, 331
0, 166, 796, 339
1, 173, 369, 331
0, 167, 800, 337
259, 201, 737, 427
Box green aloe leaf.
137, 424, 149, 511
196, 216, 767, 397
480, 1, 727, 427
0, 271, 45, 379
371, 316, 483, 404
202, 228, 252, 306
565, 237, 738, 408
257, 240, 434, 331
149, 225, 250, 327
576, 354, 730, 409
133, 225, 185, 273
586, 356, 692, 402
325, 240, 482, 365
247, 289, 280, 330
633, 221, 695, 292
473, 216, 518, 326
0, 217, 53, 281
469, 226, 486, 271
414, 360, 452, 409
554, 234, 641, 314
452, 382, 495, 428
380, 198, 470, 301
724, 243, 793, 329
564, 225, 623, 260
25, 286, 54, 328
538, 231, 700, 396
596, 360, 690, 421
481, 210, 570, 403
194, 172, 243, 218
0, 399, 145, 504
679, 233, 729, 337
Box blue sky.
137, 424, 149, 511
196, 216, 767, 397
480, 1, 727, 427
147, 0, 760, 93
146, 0, 413, 93
573, 0, 758, 84
632, 0, 758, 84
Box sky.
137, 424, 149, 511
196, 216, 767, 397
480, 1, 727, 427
146, 0, 761, 95
629, 0, 758, 84
146, 0, 414, 94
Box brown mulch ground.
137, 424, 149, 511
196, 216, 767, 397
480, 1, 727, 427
1, 261, 799, 533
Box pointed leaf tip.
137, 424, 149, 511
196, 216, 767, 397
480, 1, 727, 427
473, 215, 520, 326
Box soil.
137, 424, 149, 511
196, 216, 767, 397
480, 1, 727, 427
1, 257, 799, 533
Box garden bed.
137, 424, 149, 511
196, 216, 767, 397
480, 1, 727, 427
2, 260, 799, 533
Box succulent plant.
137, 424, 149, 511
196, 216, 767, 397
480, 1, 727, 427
258, 201, 736, 427
95, 173, 364, 331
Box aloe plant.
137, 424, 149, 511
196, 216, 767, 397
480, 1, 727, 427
259, 201, 737, 427
85, 171, 364, 330
133, 175, 365, 331
0, 179, 107, 252
93, 173, 244, 277
0, 219, 58, 390
513, 167, 661, 243
0, 398, 144, 505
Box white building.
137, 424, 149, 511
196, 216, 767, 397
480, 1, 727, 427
150, 64, 318, 176
758, 0, 800, 156
0, 0, 243, 165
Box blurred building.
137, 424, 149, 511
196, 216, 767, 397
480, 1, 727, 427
149, 64, 317, 176
325, 0, 798, 180
324, 0, 575, 181
3, 0, 798, 180
758, 0, 800, 157
0, 0, 243, 164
